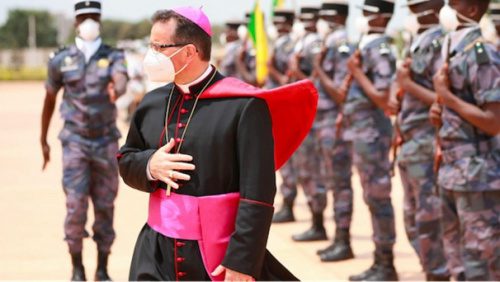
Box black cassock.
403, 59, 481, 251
118, 69, 298, 281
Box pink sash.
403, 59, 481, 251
147, 190, 240, 281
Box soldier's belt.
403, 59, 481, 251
64, 122, 114, 138
442, 137, 500, 163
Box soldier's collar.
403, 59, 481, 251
450, 26, 481, 56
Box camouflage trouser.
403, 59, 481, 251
62, 139, 119, 254
351, 135, 395, 253
440, 189, 500, 280
278, 131, 327, 213
317, 110, 353, 229
399, 160, 449, 276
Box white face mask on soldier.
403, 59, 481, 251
404, 9, 436, 35
143, 47, 190, 83
355, 14, 390, 34
439, 4, 478, 32
78, 18, 100, 42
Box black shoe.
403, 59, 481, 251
349, 263, 398, 281
94, 251, 112, 281
317, 242, 336, 255
318, 228, 351, 256
456, 272, 466, 281
292, 226, 327, 241
95, 268, 112, 281
71, 267, 86, 281
70, 253, 86, 281
272, 204, 295, 223
426, 273, 450, 281
319, 241, 354, 262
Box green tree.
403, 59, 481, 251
0, 9, 58, 49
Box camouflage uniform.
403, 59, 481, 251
219, 40, 242, 78
292, 31, 327, 214
342, 34, 396, 255
265, 33, 295, 89
397, 26, 449, 277
45, 43, 127, 254
437, 27, 500, 280
315, 28, 354, 230
266, 33, 298, 207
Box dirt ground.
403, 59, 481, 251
0, 81, 424, 280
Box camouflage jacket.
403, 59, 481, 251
398, 26, 445, 163
45, 42, 128, 143
438, 27, 500, 191
342, 34, 395, 142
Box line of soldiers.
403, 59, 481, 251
219, 0, 499, 281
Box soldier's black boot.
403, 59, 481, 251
70, 252, 86, 281
426, 273, 450, 281
292, 212, 327, 241
94, 251, 112, 281
272, 201, 295, 223
318, 228, 354, 262
348, 251, 398, 281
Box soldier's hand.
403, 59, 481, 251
346, 50, 361, 73
212, 265, 254, 282
41, 141, 50, 171
386, 94, 400, 116
107, 81, 117, 103
396, 58, 412, 89
433, 63, 452, 106
429, 102, 443, 128
149, 138, 195, 189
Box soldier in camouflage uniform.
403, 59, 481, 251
235, 12, 258, 86
285, 6, 329, 242
267, 10, 300, 223
429, 0, 500, 280
40, 1, 128, 280
385, 0, 450, 280
312, 0, 355, 262
218, 20, 245, 79
341, 0, 398, 280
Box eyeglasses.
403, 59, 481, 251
149, 42, 191, 52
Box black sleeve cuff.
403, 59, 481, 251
222, 200, 274, 278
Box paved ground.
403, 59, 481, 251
0, 81, 424, 280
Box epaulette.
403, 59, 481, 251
379, 42, 391, 56
49, 45, 67, 59
431, 39, 441, 51
338, 42, 351, 54
474, 42, 490, 65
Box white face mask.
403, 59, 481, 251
78, 18, 100, 42
219, 33, 227, 45
292, 21, 306, 40
439, 5, 477, 32
237, 25, 248, 40
143, 47, 189, 83
405, 9, 436, 35
268, 25, 278, 41
316, 19, 332, 39
355, 14, 390, 34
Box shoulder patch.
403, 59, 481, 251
431, 39, 441, 51
379, 42, 391, 56
474, 42, 489, 65
338, 43, 351, 54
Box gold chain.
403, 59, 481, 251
164, 70, 217, 196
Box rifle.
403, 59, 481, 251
390, 35, 413, 177
433, 35, 451, 177
335, 33, 364, 139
